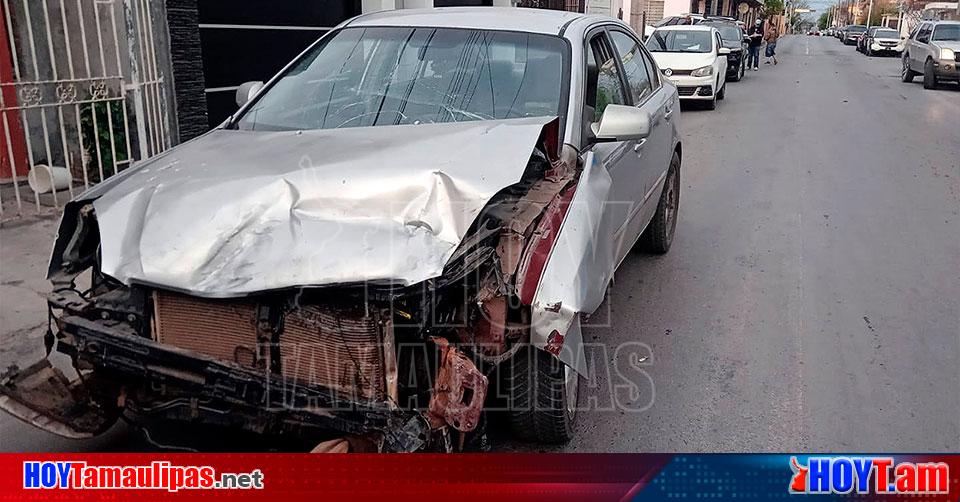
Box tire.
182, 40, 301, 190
639, 151, 681, 254
901, 55, 916, 82
717, 81, 726, 100
505, 346, 578, 444
729, 61, 742, 81
705, 93, 717, 109
923, 58, 937, 89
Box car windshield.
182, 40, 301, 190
704, 24, 741, 42
235, 27, 568, 131
875, 29, 899, 38
646, 30, 714, 53
849, 26, 867, 33
932, 25, 960, 41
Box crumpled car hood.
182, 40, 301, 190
88, 117, 555, 297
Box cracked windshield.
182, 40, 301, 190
237, 27, 567, 130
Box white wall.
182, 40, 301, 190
662, 0, 688, 17
362, 0, 435, 13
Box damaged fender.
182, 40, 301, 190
526, 152, 614, 376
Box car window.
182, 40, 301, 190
917, 24, 931, 43
703, 23, 742, 43
646, 30, 714, 53
639, 44, 661, 88
235, 27, 569, 131
932, 24, 960, 41
587, 34, 626, 122
608, 30, 654, 105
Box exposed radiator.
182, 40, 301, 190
153, 291, 259, 367
282, 306, 388, 401
152, 291, 389, 401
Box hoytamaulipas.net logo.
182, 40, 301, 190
789, 456, 949, 495
23, 461, 264, 491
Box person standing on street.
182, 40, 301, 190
747, 19, 764, 71
764, 23, 780, 65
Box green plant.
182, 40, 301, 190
762, 0, 785, 17
818, 11, 830, 29
79, 100, 129, 183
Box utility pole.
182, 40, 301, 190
865, 0, 874, 28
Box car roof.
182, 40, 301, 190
653, 25, 716, 32
347, 7, 588, 35
700, 20, 741, 28
930, 20, 960, 24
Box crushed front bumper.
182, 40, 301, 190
3, 315, 432, 452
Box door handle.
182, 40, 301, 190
663, 108, 674, 121
634, 138, 647, 152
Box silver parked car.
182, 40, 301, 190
902, 20, 960, 89
1, 8, 681, 451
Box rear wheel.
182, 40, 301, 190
901, 55, 917, 82
505, 346, 578, 444
639, 151, 681, 254
923, 58, 937, 89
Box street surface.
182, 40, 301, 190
1, 35, 958, 452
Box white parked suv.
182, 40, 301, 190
645, 25, 729, 109
902, 20, 960, 89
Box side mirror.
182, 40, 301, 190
590, 104, 651, 143
719, 47, 731, 55
235, 81, 264, 107
743, 36, 750, 43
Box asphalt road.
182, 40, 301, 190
556, 35, 960, 452
1, 35, 958, 453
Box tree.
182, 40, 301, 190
787, 0, 810, 31
866, 0, 898, 26
762, 0, 785, 17
818, 10, 830, 29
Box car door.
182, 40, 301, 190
919, 24, 936, 64
607, 28, 672, 261
584, 28, 634, 256
910, 23, 931, 70
713, 30, 727, 86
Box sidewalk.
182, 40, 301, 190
0, 214, 60, 369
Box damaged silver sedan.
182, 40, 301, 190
1, 8, 682, 451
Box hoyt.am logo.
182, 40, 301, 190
789, 456, 950, 495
